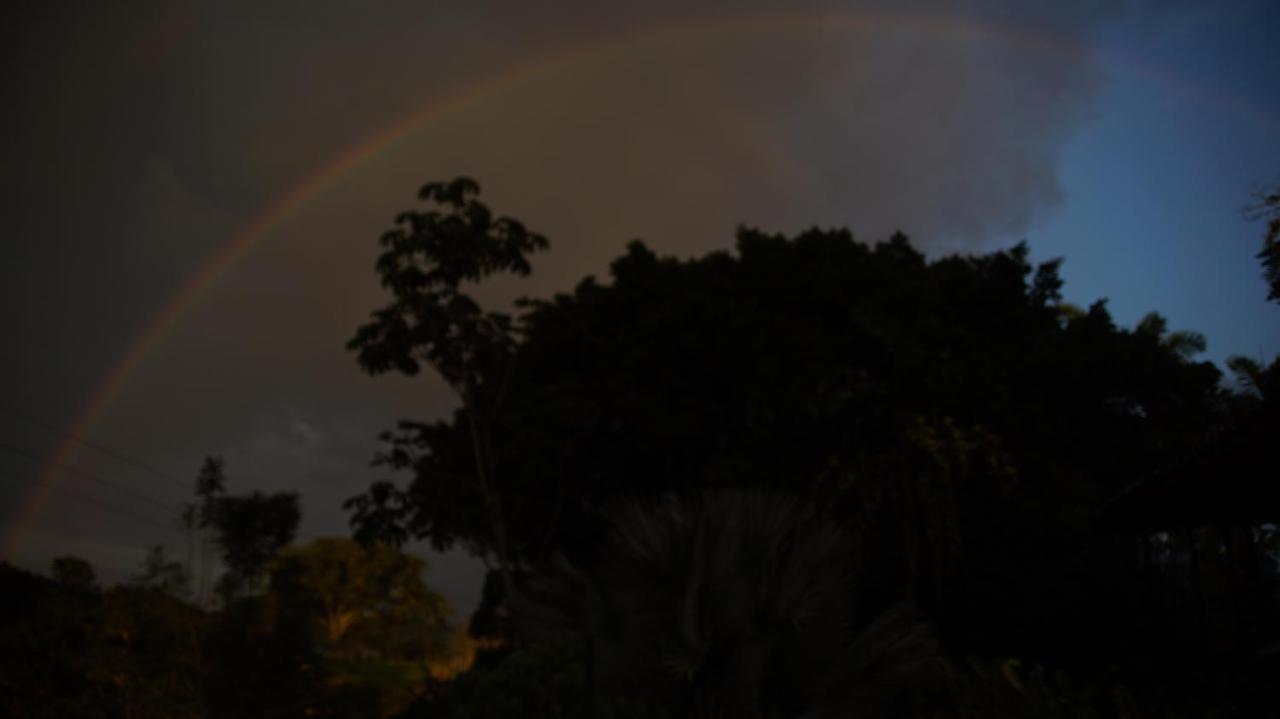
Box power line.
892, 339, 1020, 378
0, 470, 180, 534
0, 442, 185, 514
0, 404, 191, 491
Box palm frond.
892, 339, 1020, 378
513, 487, 941, 717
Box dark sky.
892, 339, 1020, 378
3, 0, 1277, 614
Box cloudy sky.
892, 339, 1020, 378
2, 0, 1277, 614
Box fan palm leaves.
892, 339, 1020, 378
513, 487, 941, 718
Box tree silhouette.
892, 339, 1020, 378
185, 456, 226, 602
347, 177, 549, 610
1245, 182, 1280, 302
332, 181, 1275, 715
348, 221, 1229, 672
180, 456, 300, 603
1226, 354, 1279, 402
211, 491, 300, 602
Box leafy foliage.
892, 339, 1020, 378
347, 176, 550, 609
181, 456, 301, 602
0, 562, 205, 719
98, 586, 204, 718
1244, 182, 1280, 302
211, 491, 301, 601
423, 642, 663, 719
516, 488, 941, 718
269, 538, 452, 657
347, 176, 548, 389
199, 540, 461, 719
202, 593, 328, 718
931, 658, 1143, 719
351, 222, 1224, 671
9, 177, 1275, 717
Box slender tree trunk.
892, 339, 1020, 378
466, 397, 517, 622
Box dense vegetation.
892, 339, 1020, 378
3, 178, 1275, 717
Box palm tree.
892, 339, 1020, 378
513, 487, 941, 718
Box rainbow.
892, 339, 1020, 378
3, 8, 1271, 561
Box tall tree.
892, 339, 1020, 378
211, 491, 300, 602
181, 456, 300, 603
346, 177, 549, 608
185, 456, 226, 603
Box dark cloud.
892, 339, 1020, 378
2, 0, 1125, 611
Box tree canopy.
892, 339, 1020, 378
346, 190, 1228, 670
349, 226, 1221, 549
270, 537, 452, 657
182, 456, 301, 602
